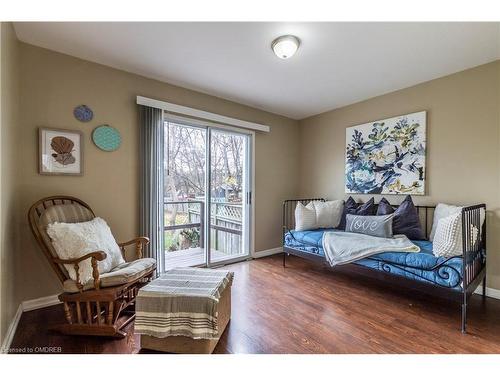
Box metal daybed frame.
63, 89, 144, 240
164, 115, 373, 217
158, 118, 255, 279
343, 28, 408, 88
282, 198, 487, 333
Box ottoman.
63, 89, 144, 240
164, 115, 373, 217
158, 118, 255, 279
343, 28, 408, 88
135, 267, 233, 354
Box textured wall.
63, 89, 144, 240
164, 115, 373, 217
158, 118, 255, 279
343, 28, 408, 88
298, 61, 500, 289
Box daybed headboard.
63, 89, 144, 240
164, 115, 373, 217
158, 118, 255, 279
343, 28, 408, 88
282, 198, 436, 239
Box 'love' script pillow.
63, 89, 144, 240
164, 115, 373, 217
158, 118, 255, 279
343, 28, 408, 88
345, 214, 394, 238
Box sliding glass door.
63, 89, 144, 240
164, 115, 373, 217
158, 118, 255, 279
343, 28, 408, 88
163, 118, 252, 270
164, 122, 207, 268
208, 129, 250, 264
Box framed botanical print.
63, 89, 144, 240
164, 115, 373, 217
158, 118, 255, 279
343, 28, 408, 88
39, 128, 83, 176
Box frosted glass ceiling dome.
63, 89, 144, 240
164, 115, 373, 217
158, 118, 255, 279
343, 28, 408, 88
271, 35, 300, 59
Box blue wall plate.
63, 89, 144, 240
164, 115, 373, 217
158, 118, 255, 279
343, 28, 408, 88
92, 125, 122, 152
73, 105, 94, 122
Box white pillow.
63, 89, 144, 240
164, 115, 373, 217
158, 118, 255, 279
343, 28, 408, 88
433, 212, 479, 257
313, 200, 344, 228
429, 203, 462, 241
430, 203, 485, 241
295, 202, 317, 231
47, 217, 125, 284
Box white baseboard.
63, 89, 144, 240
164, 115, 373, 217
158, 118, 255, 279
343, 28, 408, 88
1, 294, 61, 352
474, 285, 500, 299
253, 247, 283, 258
21, 294, 60, 312
0, 304, 23, 354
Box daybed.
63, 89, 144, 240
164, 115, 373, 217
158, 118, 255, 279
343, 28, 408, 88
282, 198, 487, 333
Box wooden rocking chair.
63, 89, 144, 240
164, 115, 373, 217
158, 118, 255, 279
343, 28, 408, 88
28, 196, 156, 338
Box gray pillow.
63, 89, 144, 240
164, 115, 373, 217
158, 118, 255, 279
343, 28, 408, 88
345, 214, 394, 238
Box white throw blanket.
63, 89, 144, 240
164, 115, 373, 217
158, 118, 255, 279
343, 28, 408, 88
322, 231, 420, 267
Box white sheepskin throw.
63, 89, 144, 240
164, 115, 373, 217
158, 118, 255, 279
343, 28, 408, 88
47, 217, 125, 284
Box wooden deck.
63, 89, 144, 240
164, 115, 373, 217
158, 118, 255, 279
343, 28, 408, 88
165, 247, 238, 269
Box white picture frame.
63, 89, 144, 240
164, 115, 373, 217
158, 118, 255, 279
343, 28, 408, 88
39, 127, 83, 176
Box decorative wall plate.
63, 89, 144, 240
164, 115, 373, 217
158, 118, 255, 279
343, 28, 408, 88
73, 105, 94, 122
92, 125, 122, 152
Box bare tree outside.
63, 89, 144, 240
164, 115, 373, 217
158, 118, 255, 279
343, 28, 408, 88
164, 122, 245, 257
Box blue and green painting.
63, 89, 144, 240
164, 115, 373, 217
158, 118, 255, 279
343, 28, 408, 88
345, 111, 426, 195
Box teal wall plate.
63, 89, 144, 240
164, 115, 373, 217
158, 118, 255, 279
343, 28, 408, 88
92, 125, 122, 152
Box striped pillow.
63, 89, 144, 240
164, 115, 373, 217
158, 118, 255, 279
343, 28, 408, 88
295, 202, 317, 231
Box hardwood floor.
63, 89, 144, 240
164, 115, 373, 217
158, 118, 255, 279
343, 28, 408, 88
10, 254, 500, 354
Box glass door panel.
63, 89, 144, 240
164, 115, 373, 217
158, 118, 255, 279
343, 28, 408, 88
164, 122, 207, 270
163, 118, 252, 272
208, 129, 250, 265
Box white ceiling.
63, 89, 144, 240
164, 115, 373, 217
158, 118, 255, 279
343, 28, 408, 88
13, 22, 500, 120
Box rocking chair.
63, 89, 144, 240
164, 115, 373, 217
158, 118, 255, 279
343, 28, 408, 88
28, 196, 156, 338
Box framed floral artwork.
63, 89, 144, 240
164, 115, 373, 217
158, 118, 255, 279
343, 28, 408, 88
39, 127, 83, 176
345, 111, 426, 195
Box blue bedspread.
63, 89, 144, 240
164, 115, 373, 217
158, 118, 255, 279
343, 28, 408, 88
284, 229, 463, 290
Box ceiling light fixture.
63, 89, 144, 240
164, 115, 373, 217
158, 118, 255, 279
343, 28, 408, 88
271, 35, 300, 59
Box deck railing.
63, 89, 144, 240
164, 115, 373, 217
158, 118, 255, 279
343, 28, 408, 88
164, 200, 242, 255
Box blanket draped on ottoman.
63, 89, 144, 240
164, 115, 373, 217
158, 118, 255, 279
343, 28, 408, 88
135, 267, 234, 339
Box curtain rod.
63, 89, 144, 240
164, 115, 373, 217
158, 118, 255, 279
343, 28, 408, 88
136, 96, 270, 133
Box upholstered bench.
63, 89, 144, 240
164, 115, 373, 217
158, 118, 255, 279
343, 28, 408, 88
136, 267, 233, 354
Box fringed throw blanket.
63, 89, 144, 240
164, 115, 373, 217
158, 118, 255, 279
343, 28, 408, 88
322, 231, 420, 267
135, 267, 234, 339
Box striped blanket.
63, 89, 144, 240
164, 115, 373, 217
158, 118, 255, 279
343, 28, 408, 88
135, 267, 234, 339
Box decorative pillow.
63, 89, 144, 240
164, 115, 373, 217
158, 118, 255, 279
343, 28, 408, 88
338, 197, 375, 230
377, 196, 426, 240
295, 202, 317, 231
313, 200, 344, 228
432, 213, 479, 257
430, 203, 485, 242
429, 203, 462, 241
345, 214, 394, 238
47, 217, 125, 284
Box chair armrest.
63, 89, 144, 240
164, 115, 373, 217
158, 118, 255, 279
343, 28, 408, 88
53, 251, 107, 292
53, 251, 107, 264
118, 236, 150, 259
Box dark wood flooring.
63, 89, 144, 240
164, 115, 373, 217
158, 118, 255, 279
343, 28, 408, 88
10, 254, 500, 353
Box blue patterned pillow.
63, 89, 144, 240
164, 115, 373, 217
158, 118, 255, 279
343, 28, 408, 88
377, 196, 426, 240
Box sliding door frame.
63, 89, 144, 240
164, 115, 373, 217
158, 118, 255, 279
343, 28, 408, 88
164, 112, 255, 267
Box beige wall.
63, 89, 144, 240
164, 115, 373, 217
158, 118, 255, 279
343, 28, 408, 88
0, 22, 20, 343
15, 42, 300, 302
299, 61, 500, 289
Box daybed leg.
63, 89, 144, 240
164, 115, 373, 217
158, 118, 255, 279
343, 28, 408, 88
482, 275, 487, 298
461, 293, 467, 334
461, 304, 467, 334
283, 252, 286, 268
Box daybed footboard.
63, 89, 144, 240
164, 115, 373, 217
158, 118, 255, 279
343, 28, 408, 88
282, 199, 487, 333
461, 204, 487, 332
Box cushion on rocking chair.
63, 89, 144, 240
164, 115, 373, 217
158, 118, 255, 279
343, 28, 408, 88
47, 217, 126, 284
63, 257, 156, 293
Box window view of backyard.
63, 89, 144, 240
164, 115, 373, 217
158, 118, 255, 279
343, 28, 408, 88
164, 122, 247, 269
